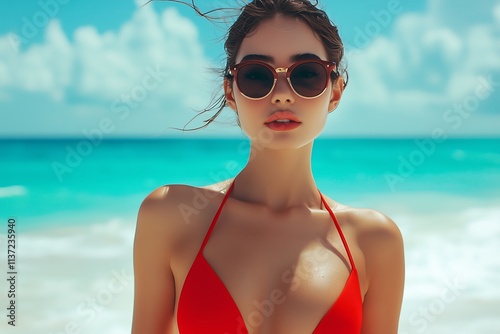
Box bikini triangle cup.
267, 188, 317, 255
177, 180, 363, 333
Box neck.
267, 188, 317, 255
233, 141, 321, 212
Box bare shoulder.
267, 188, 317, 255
325, 197, 400, 229
133, 183, 225, 333
354, 210, 403, 269
135, 185, 188, 257
324, 197, 404, 262
348, 207, 403, 247
324, 194, 400, 240
336, 202, 405, 289
135, 182, 231, 249
137, 184, 192, 228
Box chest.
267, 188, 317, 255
175, 206, 357, 333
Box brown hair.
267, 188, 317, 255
145, 0, 348, 130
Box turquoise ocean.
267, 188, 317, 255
0, 138, 499, 333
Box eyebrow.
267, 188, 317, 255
239, 53, 322, 63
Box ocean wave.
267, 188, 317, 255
399, 207, 500, 333
0, 185, 27, 198
22, 218, 135, 259
0, 217, 135, 333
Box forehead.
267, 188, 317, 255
235, 14, 328, 64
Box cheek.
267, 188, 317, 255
235, 98, 265, 125
303, 98, 331, 132
310, 95, 331, 117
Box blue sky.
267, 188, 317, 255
0, 0, 499, 138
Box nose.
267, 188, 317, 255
270, 73, 295, 104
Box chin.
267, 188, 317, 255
252, 133, 318, 151
241, 123, 323, 149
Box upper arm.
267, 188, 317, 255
359, 211, 405, 334
131, 186, 179, 334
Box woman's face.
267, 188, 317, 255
225, 14, 344, 150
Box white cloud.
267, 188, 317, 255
0, 4, 236, 137
0, 5, 214, 108
421, 28, 462, 63
0, 21, 71, 101
337, 0, 500, 135
495, 3, 500, 24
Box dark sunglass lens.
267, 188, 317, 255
290, 62, 327, 97
237, 64, 274, 98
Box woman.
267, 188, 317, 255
131, 1, 405, 333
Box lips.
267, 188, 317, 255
264, 111, 302, 131
264, 111, 302, 124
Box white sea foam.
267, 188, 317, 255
0, 185, 27, 198
0, 218, 136, 334
398, 206, 500, 334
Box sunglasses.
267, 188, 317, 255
229, 59, 338, 100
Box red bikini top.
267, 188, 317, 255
177, 182, 363, 333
